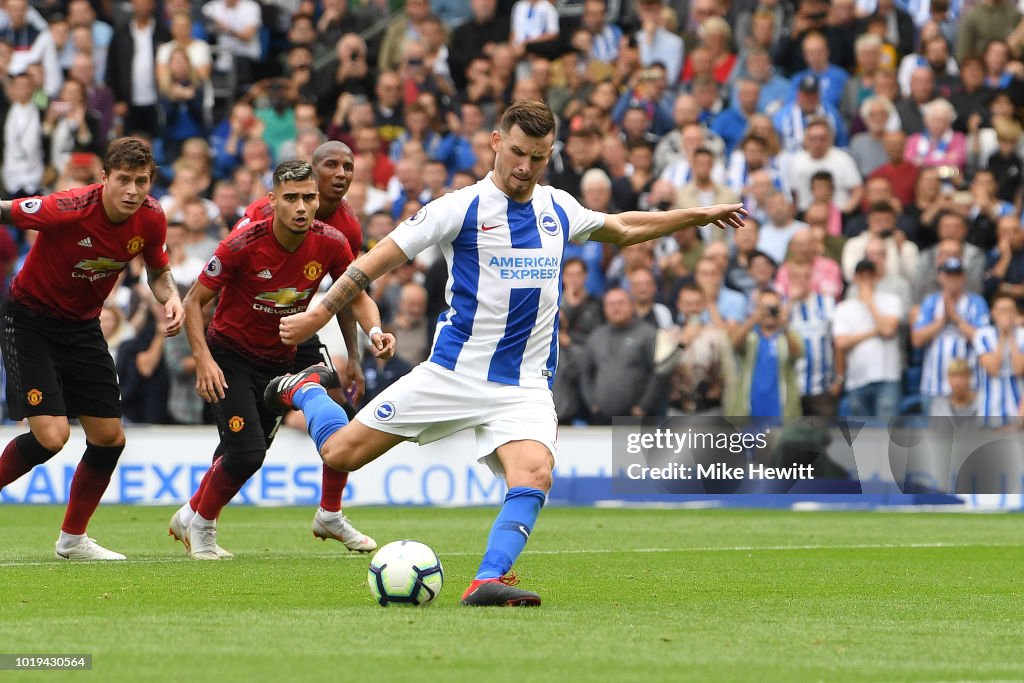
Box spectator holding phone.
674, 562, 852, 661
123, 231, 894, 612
728, 289, 804, 419
42, 77, 102, 178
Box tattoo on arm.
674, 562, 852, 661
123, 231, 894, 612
148, 267, 178, 304
322, 266, 370, 315
346, 265, 371, 290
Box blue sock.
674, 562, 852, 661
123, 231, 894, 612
475, 486, 547, 580
292, 384, 349, 452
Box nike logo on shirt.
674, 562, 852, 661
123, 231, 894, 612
481, 224, 504, 231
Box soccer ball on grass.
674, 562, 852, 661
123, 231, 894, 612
367, 540, 444, 607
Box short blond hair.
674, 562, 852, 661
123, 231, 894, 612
701, 16, 731, 42
995, 118, 1023, 143
947, 359, 971, 377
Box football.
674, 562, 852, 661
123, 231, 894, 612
367, 540, 444, 607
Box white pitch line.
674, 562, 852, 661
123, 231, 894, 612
0, 541, 1020, 568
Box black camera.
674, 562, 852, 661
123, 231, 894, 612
766, 305, 780, 317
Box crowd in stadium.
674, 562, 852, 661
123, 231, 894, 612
0, 0, 1022, 426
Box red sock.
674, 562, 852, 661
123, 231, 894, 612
320, 465, 348, 513
189, 457, 221, 511
196, 458, 245, 520
61, 461, 114, 535
0, 437, 33, 489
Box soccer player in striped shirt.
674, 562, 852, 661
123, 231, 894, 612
265, 100, 746, 606
973, 294, 1024, 427
912, 257, 991, 416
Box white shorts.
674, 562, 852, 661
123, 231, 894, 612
354, 362, 558, 477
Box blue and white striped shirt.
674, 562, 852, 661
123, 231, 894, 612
511, 0, 560, 44
388, 173, 606, 389
788, 293, 837, 397
973, 326, 1024, 427
589, 24, 622, 64
659, 157, 727, 189
915, 292, 991, 396
725, 150, 788, 196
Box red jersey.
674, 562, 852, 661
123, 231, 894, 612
198, 218, 354, 365
9, 184, 169, 321
239, 196, 363, 257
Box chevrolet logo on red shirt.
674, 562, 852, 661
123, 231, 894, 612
255, 288, 311, 307
74, 257, 128, 273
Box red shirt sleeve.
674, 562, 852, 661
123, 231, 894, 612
197, 242, 238, 292
143, 206, 170, 271
327, 236, 354, 280
231, 198, 272, 234
10, 195, 65, 233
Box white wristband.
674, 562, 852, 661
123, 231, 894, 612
368, 326, 383, 338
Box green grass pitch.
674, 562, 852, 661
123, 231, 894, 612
2, 505, 1023, 683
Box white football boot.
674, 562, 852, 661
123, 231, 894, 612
55, 536, 126, 560
312, 508, 378, 552
169, 509, 233, 559
189, 517, 226, 560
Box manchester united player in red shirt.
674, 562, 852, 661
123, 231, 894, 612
178, 160, 393, 559
169, 142, 380, 555
0, 138, 185, 560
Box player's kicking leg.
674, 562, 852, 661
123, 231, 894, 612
460, 440, 548, 607
263, 365, 403, 470
268, 366, 380, 552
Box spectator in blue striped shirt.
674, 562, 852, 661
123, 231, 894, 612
579, 0, 622, 64
912, 257, 991, 415
786, 261, 841, 416
972, 294, 1024, 427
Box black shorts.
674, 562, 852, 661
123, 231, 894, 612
293, 334, 334, 372
209, 343, 289, 453
210, 336, 340, 453
1, 301, 121, 421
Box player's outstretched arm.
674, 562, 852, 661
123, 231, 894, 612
0, 201, 12, 223
280, 237, 409, 346
146, 265, 185, 337
182, 280, 228, 403
589, 204, 748, 246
